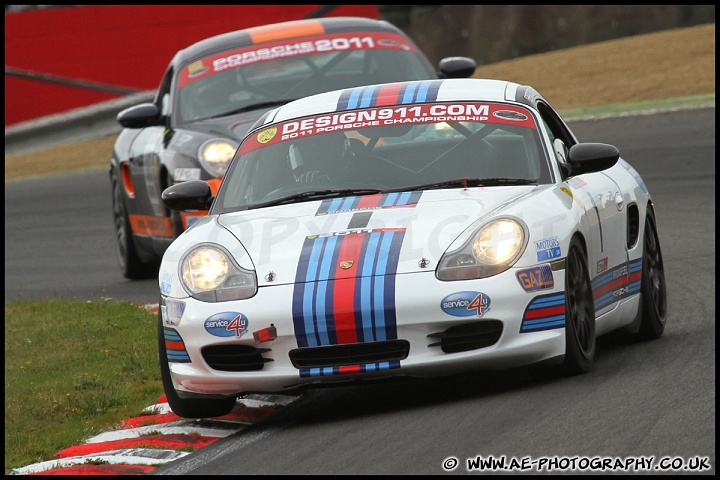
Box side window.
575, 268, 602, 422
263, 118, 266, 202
537, 103, 575, 166
161, 93, 170, 116
156, 68, 173, 117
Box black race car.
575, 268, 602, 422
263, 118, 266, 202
110, 16, 476, 279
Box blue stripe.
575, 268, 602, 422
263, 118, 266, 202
326, 198, 344, 213
363, 233, 382, 340
396, 191, 411, 205
415, 80, 432, 101
318, 236, 338, 281
523, 315, 566, 327
381, 192, 398, 207
340, 196, 356, 211
402, 82, 418, 103
346, 87, 363, 109
302, 281, 318, 347
359, 85, 377, 108
358, 233, 378, 342
373, 275, 387, 341
315, 280, 331, 345
528, 299, 564, 309
165, 350, 191, 363
299, 360, 402, 377
303, 238, 327, 347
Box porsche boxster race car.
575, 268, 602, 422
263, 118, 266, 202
157, 78, 667, 418
110, 16, 476, 279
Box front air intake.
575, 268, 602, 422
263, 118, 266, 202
202, 344, 273, 371
289, 340, 410, 369
427, 320, 503, 353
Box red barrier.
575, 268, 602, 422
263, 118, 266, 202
4, 5, 379, 126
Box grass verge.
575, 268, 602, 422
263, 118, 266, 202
4, 299, 163, 473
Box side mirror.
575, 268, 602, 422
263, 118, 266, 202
567, 143, 620, 176
162, 180, 213, 211
117, 102, 163, 129
438, 56, 477, 79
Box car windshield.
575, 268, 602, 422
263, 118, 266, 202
175, 31, 433, 124
214, 101, 552, 213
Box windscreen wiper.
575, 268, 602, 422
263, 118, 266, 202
392, 178, 538, 192
251, 188, 383, 209
210, 99, 298, 118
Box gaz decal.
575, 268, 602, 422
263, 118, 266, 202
204, 312, 249, 337
516, 265, 554, 292
441, 291, 491, 317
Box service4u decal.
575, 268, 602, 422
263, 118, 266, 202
204, 312, 250, 337
441, 291, 491, 317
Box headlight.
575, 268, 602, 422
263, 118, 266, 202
198, 139, 238, 177
180, 245, 257, 302
437, 217, 527, 281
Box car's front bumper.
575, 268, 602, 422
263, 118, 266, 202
161, 266, 567, 397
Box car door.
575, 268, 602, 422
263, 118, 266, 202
537, 102, 628, 315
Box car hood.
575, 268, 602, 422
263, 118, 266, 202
217, 187, 537, 286
184, 109, 269, 141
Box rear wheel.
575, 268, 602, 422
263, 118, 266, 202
562, 237, 596, 375
111, 171, 158, 279
158, 309, 237, 419
636, 208, 667, 340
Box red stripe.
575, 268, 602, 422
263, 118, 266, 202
338, 364, 362, 374
55, 434, 219, 459
247, 19, 325, 43
128, 214, 172, 237
26, 463, 156, 475
525, 305, 565, 319
118, 412, 181, 428
119, 406, 275, 429
356, 193, 383, 209
165, 340, 185, 351
593, 275, 629, 299
332, 235, 364, 344
375, 82, 404, 106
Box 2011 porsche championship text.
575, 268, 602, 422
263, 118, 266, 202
281, 104, 499, 139
441, 455, 712, 473
214, 35, 391, 72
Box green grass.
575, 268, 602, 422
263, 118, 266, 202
559, 93, 715, 119
4, 299, 163, 473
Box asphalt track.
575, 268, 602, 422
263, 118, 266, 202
4, 107, 716, 475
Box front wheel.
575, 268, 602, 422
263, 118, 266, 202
636, 208, 667, 340
111, 171, 158, 280
157, 309, 237, 419
562, 237, 596, 375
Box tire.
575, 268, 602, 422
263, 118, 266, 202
170, 210, 185, 239
562, 237, 596, 375
157, 309, 237, 419
636, 208, 667, 340
111, 171, 158, 280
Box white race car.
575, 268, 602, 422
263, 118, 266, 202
158, 78, 667, 418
